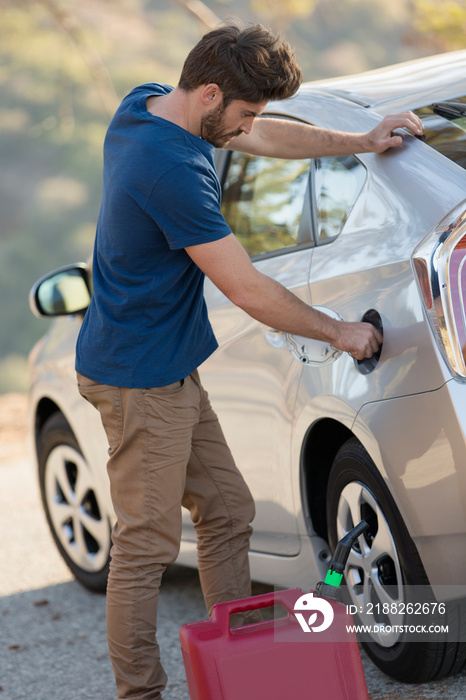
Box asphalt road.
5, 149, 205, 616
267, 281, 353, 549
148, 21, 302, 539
1, 393, 466, 699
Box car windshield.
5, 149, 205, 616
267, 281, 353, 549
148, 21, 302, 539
414, 95, 466, 170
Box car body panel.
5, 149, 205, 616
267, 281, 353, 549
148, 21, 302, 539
306, 49, 466, 109
353, 378, 466, 595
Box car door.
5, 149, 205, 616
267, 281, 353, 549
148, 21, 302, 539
183, 147, 315, 556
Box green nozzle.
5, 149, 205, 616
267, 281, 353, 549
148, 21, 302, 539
324, 569, 343, 587
315, 520, 370, 601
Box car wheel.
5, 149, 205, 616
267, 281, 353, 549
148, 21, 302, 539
326, 438, 466, 682
38, 412, 111, 592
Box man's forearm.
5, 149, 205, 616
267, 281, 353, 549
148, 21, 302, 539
186, 233, 382, 360
230, 118, 369, 159
232, 269, 341, 343
229, 110, 424, 159
229, 268, 381, 359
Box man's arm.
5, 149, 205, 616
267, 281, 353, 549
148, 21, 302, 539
228, 111, 424, 159
186, 233, 382, 360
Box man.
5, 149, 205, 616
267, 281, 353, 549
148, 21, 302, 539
76, 20, 423, 700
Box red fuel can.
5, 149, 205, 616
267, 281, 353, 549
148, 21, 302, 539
179, 588, 369, 700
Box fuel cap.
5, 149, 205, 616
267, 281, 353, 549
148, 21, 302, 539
355, 309, 383, 375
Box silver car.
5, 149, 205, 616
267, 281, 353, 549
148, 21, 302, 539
29, 50, 466, 683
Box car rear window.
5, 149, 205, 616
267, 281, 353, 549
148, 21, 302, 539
414, 96, 466, 170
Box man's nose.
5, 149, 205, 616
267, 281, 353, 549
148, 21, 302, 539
240, 117, 255, 135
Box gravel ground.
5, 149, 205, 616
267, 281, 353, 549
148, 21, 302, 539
1, 393, 465, 699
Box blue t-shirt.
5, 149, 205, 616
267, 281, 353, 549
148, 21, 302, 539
75, 83, 231, 387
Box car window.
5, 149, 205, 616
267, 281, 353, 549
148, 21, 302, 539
221, 152, 311, 257
312, 155, 366, 244
414, 96, 466, 170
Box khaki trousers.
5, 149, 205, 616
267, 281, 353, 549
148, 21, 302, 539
77, 370, 256, 700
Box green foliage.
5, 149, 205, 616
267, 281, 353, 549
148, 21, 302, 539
412, 0, 466, 51
251, 0, 318, 28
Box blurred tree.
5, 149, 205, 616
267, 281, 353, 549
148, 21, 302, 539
251, 0, 318, 29
173, 0, 319, 31
172, 0, 221, 29
35, 0, 119, 117
409, 0, 466, 51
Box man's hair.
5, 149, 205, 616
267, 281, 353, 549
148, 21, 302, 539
178, 20, 302, 106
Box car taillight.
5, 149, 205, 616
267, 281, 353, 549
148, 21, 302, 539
412, 200, 466, 379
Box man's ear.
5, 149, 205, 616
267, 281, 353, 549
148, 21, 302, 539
200, 84, 223, 106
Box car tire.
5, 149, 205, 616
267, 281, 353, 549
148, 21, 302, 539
326, 438, 466, 682
38, 412, 111, 593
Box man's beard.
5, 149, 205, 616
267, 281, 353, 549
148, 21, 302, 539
200, 102, 243, 148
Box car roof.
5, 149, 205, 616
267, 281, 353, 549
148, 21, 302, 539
298, 50, 466, 111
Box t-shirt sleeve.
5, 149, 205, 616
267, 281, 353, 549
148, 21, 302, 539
145, 160, 232, 250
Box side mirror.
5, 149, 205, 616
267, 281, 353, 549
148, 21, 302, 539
29, 263, 91, 318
